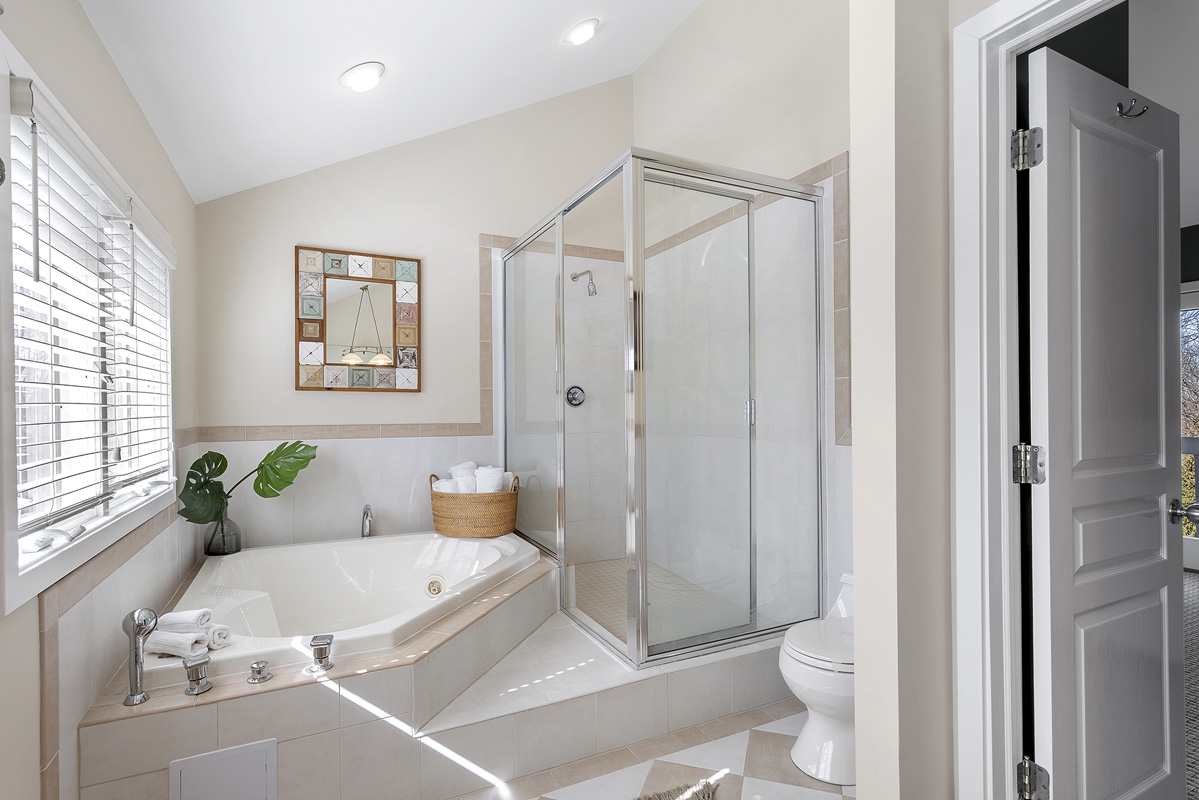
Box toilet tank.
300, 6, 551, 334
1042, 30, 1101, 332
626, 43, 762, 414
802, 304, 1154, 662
829, 573, 854, 619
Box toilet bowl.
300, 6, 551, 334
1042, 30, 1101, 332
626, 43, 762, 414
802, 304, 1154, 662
778, 574, 855, 786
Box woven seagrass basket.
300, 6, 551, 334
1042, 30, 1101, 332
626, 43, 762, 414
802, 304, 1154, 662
429, 474, 520, 538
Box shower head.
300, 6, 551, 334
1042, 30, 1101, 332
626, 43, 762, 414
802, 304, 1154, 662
571, 270, 597, 297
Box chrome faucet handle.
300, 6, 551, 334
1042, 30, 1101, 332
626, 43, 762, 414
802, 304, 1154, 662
247, 660, 273, 684
182, 654, 212, 696
361, 504, 373, 538
122, 608, 158, 706
308, 634, 334, 672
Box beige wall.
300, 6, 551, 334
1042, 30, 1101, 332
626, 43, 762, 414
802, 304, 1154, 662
0, 3, 197, 798
633, 0, 849, 181
195, 78, 632, 426
848, 0, 998, 795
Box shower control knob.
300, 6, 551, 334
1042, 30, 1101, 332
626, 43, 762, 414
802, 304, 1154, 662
566, 386, 586, 407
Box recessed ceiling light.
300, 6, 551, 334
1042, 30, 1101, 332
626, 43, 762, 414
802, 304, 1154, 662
338, 62, 385, 92
564, 19, 599, 46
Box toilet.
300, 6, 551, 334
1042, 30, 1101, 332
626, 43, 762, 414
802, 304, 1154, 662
778, 574, 855, 786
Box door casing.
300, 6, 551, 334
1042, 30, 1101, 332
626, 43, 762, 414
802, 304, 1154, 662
950, 0, 1141, 798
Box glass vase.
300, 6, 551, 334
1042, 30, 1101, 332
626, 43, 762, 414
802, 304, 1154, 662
204, 512, 242, 556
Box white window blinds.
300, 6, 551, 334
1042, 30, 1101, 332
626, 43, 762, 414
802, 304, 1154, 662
9, 114, 173, 536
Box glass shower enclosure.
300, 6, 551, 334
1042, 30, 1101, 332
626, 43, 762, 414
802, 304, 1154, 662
504, 149, 824, 666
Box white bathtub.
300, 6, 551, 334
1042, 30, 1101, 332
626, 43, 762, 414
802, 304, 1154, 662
143, 532, 540, 688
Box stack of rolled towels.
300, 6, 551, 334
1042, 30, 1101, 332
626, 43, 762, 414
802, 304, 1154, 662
433, 462, 516, 494
145, 608, 233, 659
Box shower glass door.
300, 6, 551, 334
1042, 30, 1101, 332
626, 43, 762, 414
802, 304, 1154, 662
642, 170, 754, 653
559, 167, 631, 647
504, 223, 559, 553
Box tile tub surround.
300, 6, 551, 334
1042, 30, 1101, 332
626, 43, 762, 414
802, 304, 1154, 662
84, 557, 556, 723
76, 561, 557, 797
76, 609, 793, 800
184, 433, 506, 549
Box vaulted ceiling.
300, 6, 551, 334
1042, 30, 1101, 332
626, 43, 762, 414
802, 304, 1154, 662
79, 0, 702, 202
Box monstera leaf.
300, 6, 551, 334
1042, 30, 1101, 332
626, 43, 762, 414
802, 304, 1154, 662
252, 441, 318, 498
178, 451, 230, 525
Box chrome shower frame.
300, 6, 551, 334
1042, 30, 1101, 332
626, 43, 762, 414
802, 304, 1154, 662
502, 147, 827, 668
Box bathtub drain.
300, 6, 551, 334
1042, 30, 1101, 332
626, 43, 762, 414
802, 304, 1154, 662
425, 575, 446, 597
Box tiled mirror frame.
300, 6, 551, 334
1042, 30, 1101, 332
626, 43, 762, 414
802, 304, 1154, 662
295, 245, 422, 393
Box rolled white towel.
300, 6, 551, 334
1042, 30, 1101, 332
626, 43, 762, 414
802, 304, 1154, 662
207, 624, 233, 650
455, 475, 477, 493
432, 479, 458, 493
156, 608, 213, 633
503, 472, 515, 491
146, 628, 210, 659
476, 472, 505, 493
449, 461, 478, 479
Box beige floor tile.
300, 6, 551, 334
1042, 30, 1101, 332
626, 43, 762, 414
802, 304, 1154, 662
759, 697, 806, 719
628, 727, 710, 762
742, 729, 842, 793
697, 709, 772, 740
638, 760, 743, 798
550, 748, 640, 788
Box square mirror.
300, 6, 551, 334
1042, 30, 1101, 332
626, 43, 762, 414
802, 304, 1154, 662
295, 246, 421, 392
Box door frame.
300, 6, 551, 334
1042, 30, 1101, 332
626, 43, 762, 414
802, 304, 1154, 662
951, 0, 1129, 797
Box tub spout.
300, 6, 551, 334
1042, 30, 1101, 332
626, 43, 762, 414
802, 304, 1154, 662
361, 504, 373, 538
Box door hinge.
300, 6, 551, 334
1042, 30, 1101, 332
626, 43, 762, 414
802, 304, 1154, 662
1012, 443, 1046, 485
1011, 128, 1044, 171
1016, 756, 1049, 800
744, 399, 756, 426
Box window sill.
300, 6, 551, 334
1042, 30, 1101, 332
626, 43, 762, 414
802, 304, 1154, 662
4, 481, 177, 615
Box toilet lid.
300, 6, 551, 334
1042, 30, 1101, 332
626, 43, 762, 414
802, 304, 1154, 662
784, 617, 854, 670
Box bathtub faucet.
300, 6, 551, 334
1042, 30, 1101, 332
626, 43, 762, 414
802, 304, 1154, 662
122, 607, 158, 706
308, 634, 334, 672
361, 504, 373, 538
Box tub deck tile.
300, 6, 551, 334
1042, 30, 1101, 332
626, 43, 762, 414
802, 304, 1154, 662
79, 555, 557, 727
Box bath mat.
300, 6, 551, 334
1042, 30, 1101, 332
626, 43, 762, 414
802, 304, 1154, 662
633, 781, 717, 800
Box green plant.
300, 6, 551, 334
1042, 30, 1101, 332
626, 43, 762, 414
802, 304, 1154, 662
178, 441, 319, 525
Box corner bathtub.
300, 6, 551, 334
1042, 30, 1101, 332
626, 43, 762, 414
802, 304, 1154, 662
143, 532, 540, 688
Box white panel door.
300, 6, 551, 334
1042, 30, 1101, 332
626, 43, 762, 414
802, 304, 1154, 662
1028, 47, 1182, 800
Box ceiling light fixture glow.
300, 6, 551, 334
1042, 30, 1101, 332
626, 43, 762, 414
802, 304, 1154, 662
338, 62, 386, 92
564, 19, 599, 46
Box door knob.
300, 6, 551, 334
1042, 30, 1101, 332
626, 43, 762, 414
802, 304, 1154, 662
1168, 499, 1199, 525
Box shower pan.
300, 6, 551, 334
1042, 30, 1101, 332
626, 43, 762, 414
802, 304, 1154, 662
503, 148, 825, 666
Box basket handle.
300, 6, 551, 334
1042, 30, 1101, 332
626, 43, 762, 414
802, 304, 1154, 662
510, 476, 519, 493
429, 474, 439, 492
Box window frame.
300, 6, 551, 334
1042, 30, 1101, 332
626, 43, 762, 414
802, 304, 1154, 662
0, 34, 177, 615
